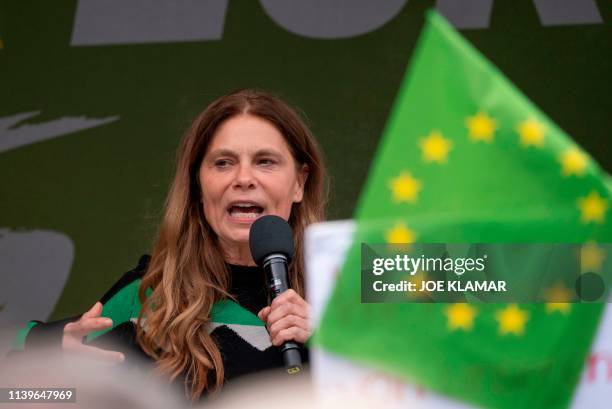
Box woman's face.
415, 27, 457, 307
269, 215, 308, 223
199, 114, 307, 249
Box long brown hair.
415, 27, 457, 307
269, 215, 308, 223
136, 89, 328, 400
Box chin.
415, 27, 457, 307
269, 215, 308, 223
227, 229, 250, 244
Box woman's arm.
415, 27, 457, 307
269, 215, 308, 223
12, 255, 150, 362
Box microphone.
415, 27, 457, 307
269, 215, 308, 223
249, 215, 302, 375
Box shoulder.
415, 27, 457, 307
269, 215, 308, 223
99, 255, 150, 304
85, 255, 151, 342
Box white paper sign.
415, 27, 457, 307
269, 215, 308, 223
305, 220, 611, 409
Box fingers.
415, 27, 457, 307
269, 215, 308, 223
65, 317, 113, 338
61, 302, 124, 364
266, 303, 308, 324
268, 315, 310, 346
257, 306, 271, 322
77, 344, 125, 363
65, 302, 112, 338
270, 289, 308, 310
271, 326, 310, 346
260, 289, 312, 345
82, 302, 102, 319
64, 342, 125, 363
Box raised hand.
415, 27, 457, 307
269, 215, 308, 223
258, 289, 311, 346
62, 301, 125, 363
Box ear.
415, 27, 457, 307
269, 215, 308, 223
293, 164, 309, 203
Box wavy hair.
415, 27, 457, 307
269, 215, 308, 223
136, 89, 328, 400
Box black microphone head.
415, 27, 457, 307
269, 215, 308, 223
249, 215, 295, 266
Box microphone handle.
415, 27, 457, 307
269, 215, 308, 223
263, 255, 303, 374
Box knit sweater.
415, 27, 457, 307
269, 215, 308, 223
13, 255, 308, 387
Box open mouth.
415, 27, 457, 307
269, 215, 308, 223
227, 202, 264, 220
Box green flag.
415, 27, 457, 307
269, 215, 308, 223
315, 10, 611, 409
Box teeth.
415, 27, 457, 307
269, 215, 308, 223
227, 202, 263, 220
230, 211, 261, 219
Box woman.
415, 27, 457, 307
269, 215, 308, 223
16, 89, 328, 400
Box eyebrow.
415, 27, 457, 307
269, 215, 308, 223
254, 149, 284, 158
206, 149, 238, 159
206, 148, 284, 159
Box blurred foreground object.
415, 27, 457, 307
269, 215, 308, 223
0, 349, 183, 409
312, 10, 611, 409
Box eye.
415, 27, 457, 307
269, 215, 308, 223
258, 158, 277, 166
214, 159, 232, 168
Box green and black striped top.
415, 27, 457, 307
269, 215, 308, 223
13, 255, 308, 387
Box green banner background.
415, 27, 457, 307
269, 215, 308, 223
0, 1, 610, 320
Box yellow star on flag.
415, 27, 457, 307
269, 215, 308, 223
577, 191, 608, 224
546, 303, 572, 314
544, 283, 574, 314
385, 223, 416, 244
560, 147, 588, 177
580, 242, 606, 273
389, 171, 422, 203
445, 303, 477, 331
495, 304, 529, 336
517, 118, 545, 147
419, 131, 452, 163
466, 112, 497, 142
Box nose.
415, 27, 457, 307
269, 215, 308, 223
233, 163, 256, 190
